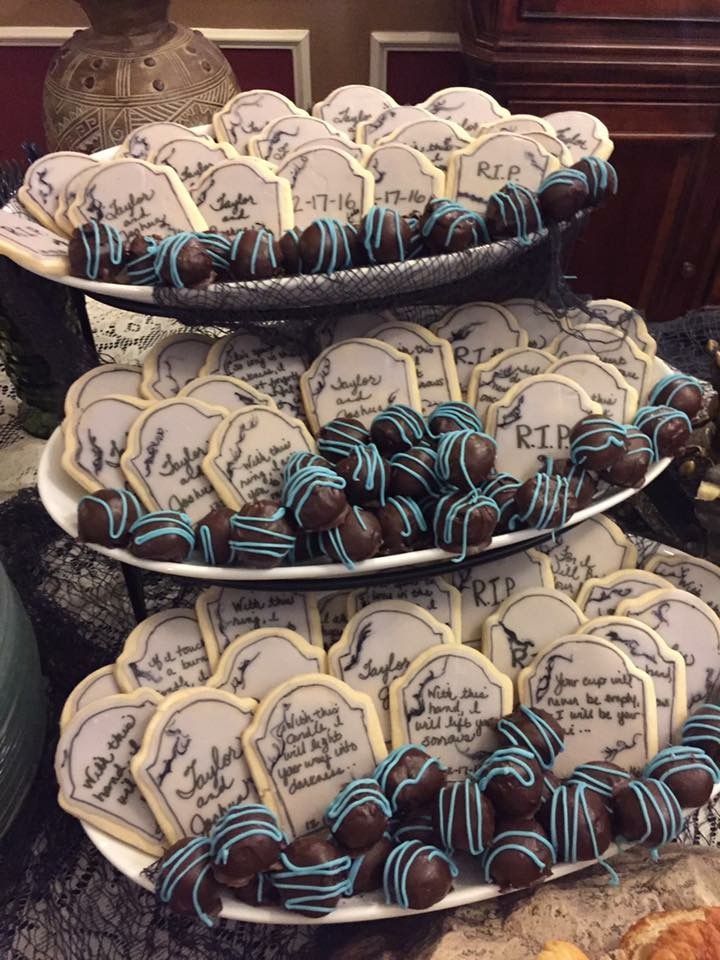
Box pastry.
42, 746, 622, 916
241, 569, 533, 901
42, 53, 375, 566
317, 417, 370, 462
648, 373, 704, 419
475, 746, 543, 817
537, 169, 590, 222
359, 206, 412, 264
645, 745, 719, 808
210, 803, 286, 888
195, 504, 234, 566
270, 836, 351, 917
370, 404, 426, 457
389, 446, 439, 499
299, 218, 356, 274
433, 779, 495, 856
435, 429, 497, 491
433, 490, 499, 559
228, 228, 283, 281
483, 817, 555, 889
599, 428, 653, 488
154, 836, 222, 926
547, 782, 613, 864
319, 505, 383, 567
155, 232, 214, 288
485, 183, 543, 243
634, 405, 692, 459
612, 779, 684, 851
335, 444, 390, 506
325, 778, 392, 853
128, 511, 196, 562
283, 464, 349, 530
426, 401, 484, 438
347, 835, 395, 895
375, 496, 431, 553
511, 473, 577, 530
569, 416, 628, 471
496, 706, 565, 770
382, 840, 457, 910
374, 744, 447, 815
572, 158, 618, 205
482, 472, 522, 530
228, 501, 296, 568
77, 487, 143, 548
682, 703, 720, 763
68, 222, 128, 281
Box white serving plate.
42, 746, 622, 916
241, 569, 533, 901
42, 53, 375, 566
38, 426, 670, 583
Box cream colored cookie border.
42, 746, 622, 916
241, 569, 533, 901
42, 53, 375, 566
484, 371, 603, 439
540, 515, 638, 599
0, 210, 70, 276
477, 114, 556, 138
140, 332, 215, 401
55, 163, 104, 236
213, 89, 308, 147
312, 83, 397, 128
548, 322, 654, 400
571, 299, 657, 357
418, 86, 510, 129
575, 569, 671, 618
275, 144, 375, 227
59, 665, 121, 731
18, 151, 99, 235
646, 552, 720, 613
114, 607, 211, 694
120, 121, 214, 158
191, 157, 295, 235
363, 141, 445, 206
208, 627, 327, 697
546, 353, 638, 423
467, 346, 555, 413
248, 115, 350, 162
356, 106, 432, 147
153, 136, 240, 185
178, 374, 278, 411
345, 577, 462, 640
376, 116, 472, 167
543, 110, 614, 161
64, 363, 143, 418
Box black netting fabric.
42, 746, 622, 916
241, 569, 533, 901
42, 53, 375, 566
649, 306, 720, 380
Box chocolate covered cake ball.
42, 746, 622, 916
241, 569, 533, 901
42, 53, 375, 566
270, 836, 351, 916
229, 228, 283, 281
155, 836, 222, 926
539, 457, 596, 510
548, 783, 613, 864
317, 417, 370, 463
427, 401, 484, 439
511, 473, 577, 530
376, 496, 431, 554
644, 745, 720, 809
77, 487, 143, 548
383, 840, 457, 909
335, 444, 389, 506
282, 451, 334, 482
486, 183, 543, 243
370, 405, 426, 457
482, 472, 522, 531
538, 771, 563, 823
569, 416, 627, 471
195, 504, 234, 565
433, 779, 495, 856
344, 223, 366, 266
129, 511, 195, 562
325, 778, 392, 852
283, 464, 349, 530
634, 405, 692, 459
599, 427, 654, 489
433, 490, 499, 560
391, 812, 438, 845
682, 703, 720, 763
347, 835, 395, 895
210, 803, 286, 887
320, 505, 383, 567
126, 233, 159, 284
483, 818, 555, 890
436, 429, 496, 490
279, 228, 302, 274
374, 745, 447, 815
649, 373, 704, 420
538, 169, 590, 222
155, 232, 214, 288
299, 218, 355, 274
475, 746, 543, 818
360, 206, 412, 265
69, 222, 128, 281
612, 778, 684, 852
196, 232, 232, 280
405, 214, 424, 258
234, 872, 278, 906
569, 761, 632, 808
228, 500, 296, 568
421, 201, 489, 255
389, 446, 439, 499
497, 706, 565, 770
572, 157, 618, 206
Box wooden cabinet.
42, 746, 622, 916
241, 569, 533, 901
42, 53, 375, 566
460, 0, 720, 323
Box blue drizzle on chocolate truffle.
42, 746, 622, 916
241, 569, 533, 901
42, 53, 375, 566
155, 836, 221, 927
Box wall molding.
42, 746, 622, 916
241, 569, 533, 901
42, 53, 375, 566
369, 31, 460, 91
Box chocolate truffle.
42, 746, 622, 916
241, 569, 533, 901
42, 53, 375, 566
389, 446, 439, 499
569, 416, 628, 471
612, 778, 684, 851
347, 835, 395, 894
370, 405, 426, 458
335, 444, 389, 506
682, 703, 720, 763
282, 451, 334, 482
436, 429, 497, 490
391, 812, 438, 845
195, 504, 234, 566
539, 457, 596, 510
483, 817, 555, 890
359, 206, 412, 264
548, 783, 613, 863
288, 529, 325, 565
270, 836, 351, 916
538, 169, 590, 222
497, 706, 565, 770
568, 761, 632, 807
279, 228, 302, 274
421, 200, 489, 255
483, 472, 522, 530
233, 872, 278, 906
155, 836, 222, 926
325, 778, 392, 852
427, 401, 485, 439
210, 803, 286, 887
433, 490, 499, 560
572, 158, 618, 206
383, 840, 457, 909
126, 234, 159, 285
317, 417, 370, 463
68, 222, 128, 281
511, 473, 577, 530
433, 779, 495, 856
634, 405, 692, 459
538, 771, 563, 823
475, 746, 543, 818
644, 745, 720, 809
344, 223, 366, 266
320, 505, 383, 567
229, 228, 283, 281
155, 232, 214, 288
129, 511, 195, 562
649, 373, 704, 420
376, 496, 431, 554
374, 745, 447, 815
77, 487, 143, 548
283, 464, 349, 530
599, 427, 654, 489
228, 500, 296, 568
196, 232, 232, 280
486, 183, 543, 243
405, 215, 424, 258
299, 218, 355, 274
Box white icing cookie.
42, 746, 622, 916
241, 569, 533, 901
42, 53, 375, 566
419, 87, 510, 136
576, 569, 671, 620
302, 137, 371, 163
120, 397, 224, 522
537, 516, 637, 599
55, 689, 164, 854
313, 84, 397, 139
131, 687, 257, 843
248, 115, 349, 164
478, 114, 556, 137
67, 158, 208, 238
468, 347, 555, 421
121, 122, 211, 160
276, 144, 374, 229
357, 106, 432, 146
482, 587, 586, 684
154, 137, 239, 190
329, 311, 394, 343
616, 588, 720, 711
543, 111, 614, 163
315, 590, 350, 650
200, 331, 307, 417
141, 333, 214, 401
364, 143, 445, 216
178, 375, 276, 412
62, 394, 148, 492
196, 586, 323, 667
204, 405, 315, 510
208, 628, 326, 700
301, 338, 422, 431
191, 158, 294, 236
547, 355, 638, 423
549, 323, 653, 399
566, 299, 657, 357
446, 132, 559, 215
346, 577, 462, 639
486, 373, 602, 481
213, 89, 308, 152
583, 615, 687, 749
502, 299, 572, 350
389, 644, 512, 776
377, 117, 471, 171
450, 549, 554, 647
645, 552, 720, 618
431, 302, 528, 394
115, 608, 212, 696
59, 665, 121, 730
328, 599, 458, 740
524, 131, 573, 166
0, 209, 69, 277
64, 363, 142, 417
18, 152, 99, 233
55, 163, 107, 235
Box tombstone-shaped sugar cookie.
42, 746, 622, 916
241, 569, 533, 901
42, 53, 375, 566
67, 159, 208, 238
523, 131, 573, 165
242, 674, 387, 837
419, 87, 510, 136
431, 303, 528, 394
486, 373, 602, 481
583, 615, 687, 749
200, 331, 307, 417
378, 117, 472, 171
0, 209, 69, 277
208, 628, 326, 700
62, 394, 147, 492
357, 106, 432, 147
204, 405, 315, 510
481, 587, 586, 683
468, 347, 555, 421
328, 600, 458, 740
315, 590, 350, 650
479, 114, 556, 138
301, 338, 421, 431
276, 145, 374, 229
196, 586, 322, 667
131, 687, 257, 842
446, 132, 559, 214
364, 143, 444, 217
646, 552, 720, 617
55, 163, 108, 235
347, 577, 462, 640
59, 665, 121, 730
213, 89, 308, 152
18, 152, 100, 233
567, 299, 656, 356
503, 299, 571, 351
543, 111, 613, 163
192, 158, 294, 236
451, 549, 554, 648
115, 609, 212, 696
537, 516, 637, 599
154, 137, 239, 190
178, 375, 276, 413
547, 355, 638, 424
313, 84, 397, 139
550, 324, 653, 399
64, 363, 143, 416
121, 121, 212, 160
141, 333, 214, 401
248, 115, 349, 165
576, 569, 671, 620
390, 645, 513, 776
616, 588, 720, 711
304, 137, 371, 163
518, 634, 658, 777
121, 397, 224, 522
55, 689, 164, 854
366, 320, 461, 414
